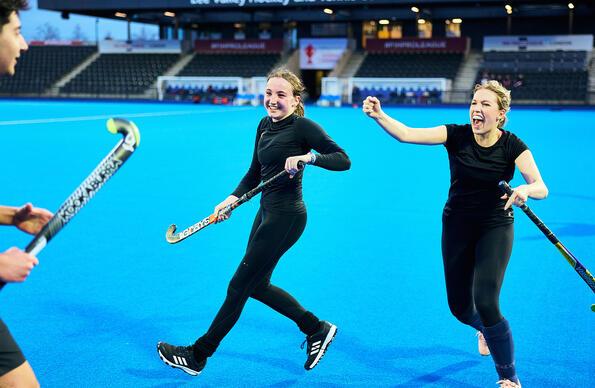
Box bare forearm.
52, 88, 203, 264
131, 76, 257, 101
373, 112, 446, 145
526, 181, 548, 200
516, 150, 548, 200
364, 96, 444, 144
0, 206, 17, 226
374, 112, 411, 142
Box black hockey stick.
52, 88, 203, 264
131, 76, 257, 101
0, 118, 141, 290
499, 181, 595, 311
166, 161, 305, 244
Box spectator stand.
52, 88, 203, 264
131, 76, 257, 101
317, 37, 467, 106
477, 35, 593, 103
157, 76, 243, 105
0, 40, 96, 96
59, 40, 182, 98
159, 39, 284, 105
349, 77, 450, 105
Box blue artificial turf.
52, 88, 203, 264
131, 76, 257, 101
0, 100, 593, 387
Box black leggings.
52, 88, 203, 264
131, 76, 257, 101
194, 207, 319, 357
441, 211, 514, 327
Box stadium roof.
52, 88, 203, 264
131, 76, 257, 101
38, 1, 593, 26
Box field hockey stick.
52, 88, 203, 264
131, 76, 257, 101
166, 161, 305, 244
499, 181, 595, 311
0, 118, 141, 290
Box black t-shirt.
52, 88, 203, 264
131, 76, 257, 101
232, 114, 350, 214
443, 124, 528, 213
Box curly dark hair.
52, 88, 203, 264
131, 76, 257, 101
0, 0, 28, 30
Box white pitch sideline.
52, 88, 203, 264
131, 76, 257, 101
0, 106, 256, 126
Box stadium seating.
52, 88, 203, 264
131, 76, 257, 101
178, 53, 280, 77
0, 41, 590, 105
352, 85, 443, 105
355, 53, 463, 79
60, 53, 180, 95
0, 45, 96, 95
478, 51, 589, 101
482, 50, 588, 73
163, 84, 238, 104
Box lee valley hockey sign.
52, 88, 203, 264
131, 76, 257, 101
37, 0, 400, 12
39, 0, 399, 11
188, 0, 393, 6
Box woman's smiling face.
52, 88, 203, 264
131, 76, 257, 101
264, 77, 300, 122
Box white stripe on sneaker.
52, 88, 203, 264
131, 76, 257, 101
308, 324, 337, 369
310, 343, 321, 355
158, 348, 200, 377
173, 355, 187, 366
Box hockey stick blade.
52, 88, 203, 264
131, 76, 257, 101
165, 214, 218, 244
0, 118, 141, 290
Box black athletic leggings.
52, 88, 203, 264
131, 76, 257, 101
194, 207, 319, 357
441, 210, 514, 327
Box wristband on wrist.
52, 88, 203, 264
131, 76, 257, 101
308, 151, 317, 165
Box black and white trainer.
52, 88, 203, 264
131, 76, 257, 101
157, 341, 206, 376
302, 320, 337, 370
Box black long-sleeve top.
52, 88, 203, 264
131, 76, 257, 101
231, 114, 351, 214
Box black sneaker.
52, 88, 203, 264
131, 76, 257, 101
302, 321, 337, 370
157, 341, 206, 376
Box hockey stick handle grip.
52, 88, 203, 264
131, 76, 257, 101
228, 161, 306, 209
498, 181, 558, 244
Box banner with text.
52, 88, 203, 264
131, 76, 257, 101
194, 39, 283, 52
365, 38, 469, 53
483, 35, 593, 52
29, 40, 95, 46
98, 40, 181, 54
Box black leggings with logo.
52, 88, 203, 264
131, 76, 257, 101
194, 207, 320, 358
